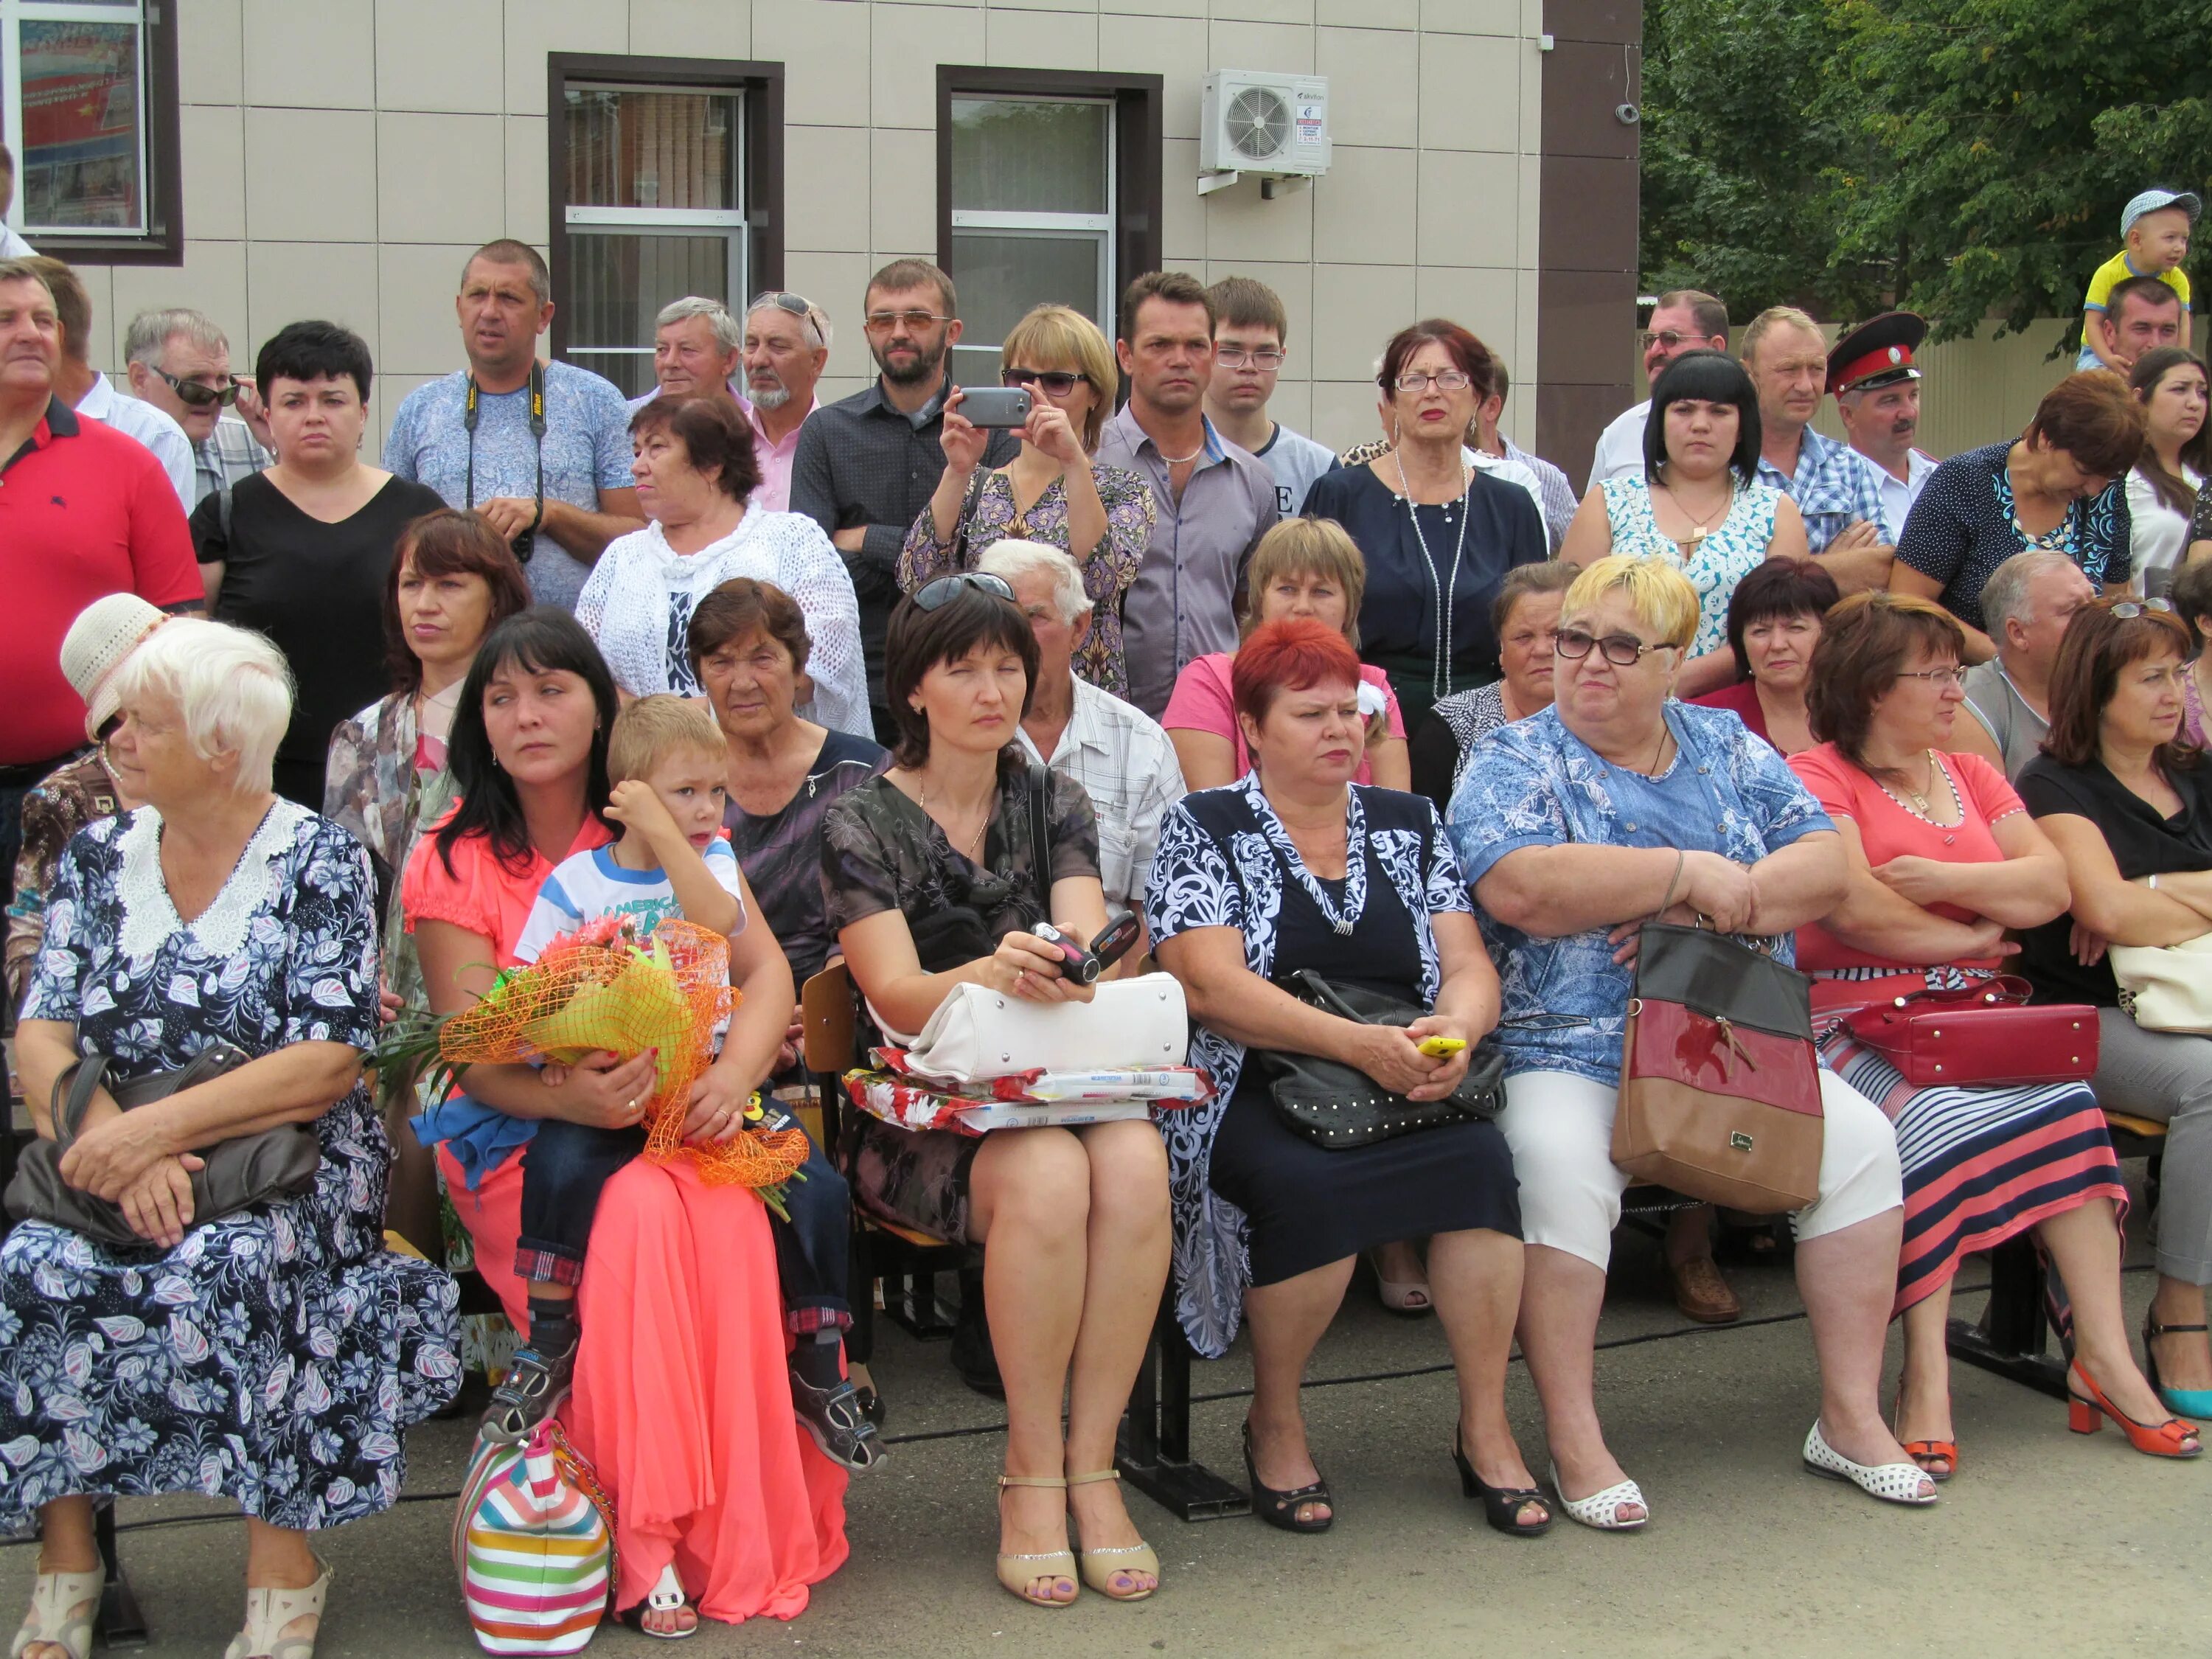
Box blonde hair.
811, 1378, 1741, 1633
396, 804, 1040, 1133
111, 617, 293, 794
1562, 556, 1702, 651
606, 693, 725, 786
1740, 305, 1823, 364
1000, 304, 1117, 451
1242, 518, 1368, 647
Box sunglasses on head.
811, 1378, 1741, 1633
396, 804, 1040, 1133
1001, 366, 1082, 397
2110, 599, 2174, 619
153, 365, 239, 408
914, 571, 1015, 611
750, 290, 815, 319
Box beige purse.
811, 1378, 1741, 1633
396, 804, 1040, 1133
2109, 933, 2212, 1035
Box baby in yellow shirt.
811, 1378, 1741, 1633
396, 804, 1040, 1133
2079, 187, 2197, 370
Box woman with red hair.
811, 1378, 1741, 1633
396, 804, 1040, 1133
1145, 619, 1543, 1540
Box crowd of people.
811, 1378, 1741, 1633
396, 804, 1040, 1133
4, 181, 2212, 1651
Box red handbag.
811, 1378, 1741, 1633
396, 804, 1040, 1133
1834, 975, 2099, 1089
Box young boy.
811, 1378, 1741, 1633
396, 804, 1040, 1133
1203, 274, 1340, 517
2079, 187, 2198, 369
490, 695, 882, 1471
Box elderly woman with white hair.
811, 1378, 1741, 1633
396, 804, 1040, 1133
3, 614, 459, 1659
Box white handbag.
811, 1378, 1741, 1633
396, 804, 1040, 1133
900, 973, 1190, 1082
2110, 933, 2212, 1035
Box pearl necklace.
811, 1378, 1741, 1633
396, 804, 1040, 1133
1396, 451, 1473, 703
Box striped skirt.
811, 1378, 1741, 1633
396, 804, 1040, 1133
1815, 970, 2125, 1316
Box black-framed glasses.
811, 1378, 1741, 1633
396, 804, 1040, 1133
1002, 366, 1082, 397
2110, 599, 2175, 619
152, 364, 238, 408
1394, 369, 1473, 393
1555, 627, 1677, 667
914, 572, 1015, 611
864, 308, 953, 333
1214, 347, 1285, 370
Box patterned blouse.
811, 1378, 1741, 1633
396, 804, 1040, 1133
1896, 442, 2132, 631
323, 692, 458, 1023
1143, 774, 1472, 1357
896, 463, 1155, 697
1599, 476, 1784, 658
4, 748, 122, 1009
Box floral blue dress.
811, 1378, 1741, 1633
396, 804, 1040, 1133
1, 801, 460, 1531
1599, 476, 1783, 657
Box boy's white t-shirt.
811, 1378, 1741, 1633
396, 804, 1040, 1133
514, 839, 748, 965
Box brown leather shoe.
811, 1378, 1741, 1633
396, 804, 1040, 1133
1670, 1253, 1742, 1324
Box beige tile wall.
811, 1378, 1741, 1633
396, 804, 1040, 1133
71, 0, 1543, 456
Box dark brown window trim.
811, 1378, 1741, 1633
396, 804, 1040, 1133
31, 0, 184, 265
933, 66, 1164, 327
543, 52, 785, 361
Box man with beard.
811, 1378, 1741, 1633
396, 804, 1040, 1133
739, 291, 830, 512
791, 259, 1015, 738
1830, 310, 1936, 544
1742, 305, 1894, 592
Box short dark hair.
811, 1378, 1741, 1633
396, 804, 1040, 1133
255, 319, 374, 401
1377, 319, 1496, 401
1724, 557, 1841, 678
0, 142, 13, 178
22, 257, 88, 359
1207, 275, 1286, 343
462, 238, 550, 307
628, 396, 762, 504
866, 257, 956, 316
2109, 274, 2185, 321
1491, 360, 1512, 403
383, 509, 532, 695
2027, 369, 2148, 480
2171, 557, 2212, 651
1644, 349, 1762, 484
883, 582, 1039, 768
686, 577, 813, 689
1120, 271, 1215, 344
1655, 288, 1730, 341
1805, 591, 1967, 782
2043, 597, 2199, 771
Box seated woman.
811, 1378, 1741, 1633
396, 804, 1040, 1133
1164, 518, 1409, 793
2016, 598, 2212, 1419
822, 573, 1170, 1608
403, 610, 847, 1637
1791, 591, 2196, 1471
1452, 557, 1930, 1522
1413, 560, 1575, 809
1147, 619, 1545, 1537
2174, 557, 2212, 747
5, 616, 459, 1659
1689, 556, 1841, 757
898, 303, 1154, 696
1559, 352, 1810, 699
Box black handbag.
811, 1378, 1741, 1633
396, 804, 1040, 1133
3, 1044, 322, 1248
1254, 969, 1506, 1150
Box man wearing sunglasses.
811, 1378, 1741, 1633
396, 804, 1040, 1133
1587, 288, 1730, 491
121, 307, 271, 507
739, 291, 830, 512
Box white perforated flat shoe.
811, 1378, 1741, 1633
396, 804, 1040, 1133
11, 1568, 101, 1659
1548, 1462, 1649, 1530
1801, 1420, 1938, 1506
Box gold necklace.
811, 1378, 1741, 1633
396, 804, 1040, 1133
919, 774, 990, 860
1657, 475, 1731, 548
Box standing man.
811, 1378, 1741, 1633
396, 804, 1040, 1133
1475, 362, 1574, 552
1740, 305, 1894, 591
1587, 288, 1729, 488
2086, 276, 2185, 378
1829, 310, 1935, 544
121, 307, 271, 507
0, 145, 32, 258
383, 237, 642, 611
739, 291, 830, 512
24, 257, 192, 507
0, 259, 199, 900
790, 258, 1016, 737
1201, 274, 1338, 518
1096, 271, 1276, 719
625, 296, 745, 411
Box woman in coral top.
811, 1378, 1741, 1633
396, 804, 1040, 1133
1790, 593, 2193, 1480
401, 610, 846, 1638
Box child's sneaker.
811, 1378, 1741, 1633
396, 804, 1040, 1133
481, 1329, 579, 1444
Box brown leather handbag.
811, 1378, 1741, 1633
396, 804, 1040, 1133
1611, 919, 1826, 1214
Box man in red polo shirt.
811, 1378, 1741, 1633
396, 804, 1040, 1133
0, 258, 199, 908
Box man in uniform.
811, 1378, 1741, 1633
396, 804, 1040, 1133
1829, 310, 1936, 545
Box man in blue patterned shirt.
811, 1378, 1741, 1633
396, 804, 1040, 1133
1742, 307, 1896, 594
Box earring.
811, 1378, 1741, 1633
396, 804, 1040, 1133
490, 752, 501, 770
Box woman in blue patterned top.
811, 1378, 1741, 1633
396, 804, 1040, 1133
1449, 557, 1930, 1524
1147, 619, 1543, 1540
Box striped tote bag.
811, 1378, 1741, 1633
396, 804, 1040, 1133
451, 1422, 616, 1655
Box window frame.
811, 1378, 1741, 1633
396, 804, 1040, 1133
0, 0, 182, 265
935, 66, 1162, 366
545, 52, 785, 369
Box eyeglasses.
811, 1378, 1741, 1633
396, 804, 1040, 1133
1002, 366, 1083, 397
750, 290, 813, 319
151, 365, 239, 408
1554, 627, 1677, 667
1214, 347, 1285, 370
1635, 330, 1703, 352
1394, 369, 1473, 394
913, 571, 1015, 611
2110, 599, 2175, 619
1895, 667, 1970, 689
864, 308, 953, 333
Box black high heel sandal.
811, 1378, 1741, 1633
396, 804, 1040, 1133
1242, 1419, 1334, 1533
1453, 1439, 1552, 1538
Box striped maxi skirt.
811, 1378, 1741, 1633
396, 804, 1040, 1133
1814, 968, 2126, 1318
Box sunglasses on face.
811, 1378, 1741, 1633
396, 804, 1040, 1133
153, 365, 239, 408
1001, 366, 1082, 397
1637, 330, 1702, 352
1555, 627, 1676, 667
865, 309, 952, 333
914, 571, 1015, 611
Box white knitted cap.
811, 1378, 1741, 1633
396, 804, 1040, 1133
60, 592, 168, 742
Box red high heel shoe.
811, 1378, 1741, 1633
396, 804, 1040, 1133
2066, 1360, 2203, 1458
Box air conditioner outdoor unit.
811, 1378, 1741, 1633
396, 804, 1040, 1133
1198, 70, 1330, 197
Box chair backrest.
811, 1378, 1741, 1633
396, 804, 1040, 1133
801, 961, 860, 1074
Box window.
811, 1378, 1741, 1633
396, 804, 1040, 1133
937, 69, 1163, 380
547, 55, 785, 397
0, 0, 181, 262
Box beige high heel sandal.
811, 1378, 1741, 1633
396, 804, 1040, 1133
995, 1475, 1078, 1609
222, 1555, 331, 1659
10, 1568, 102, 1659
1067, 1470, 1159, 1601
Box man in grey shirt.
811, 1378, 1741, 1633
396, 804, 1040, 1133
1958, 549, 2096, 778
1096, 272, 1276, 718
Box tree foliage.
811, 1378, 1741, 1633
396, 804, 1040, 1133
1640, 0, 2212, 350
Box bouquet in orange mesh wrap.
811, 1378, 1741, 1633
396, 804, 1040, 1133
375, 914, 807, 1212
